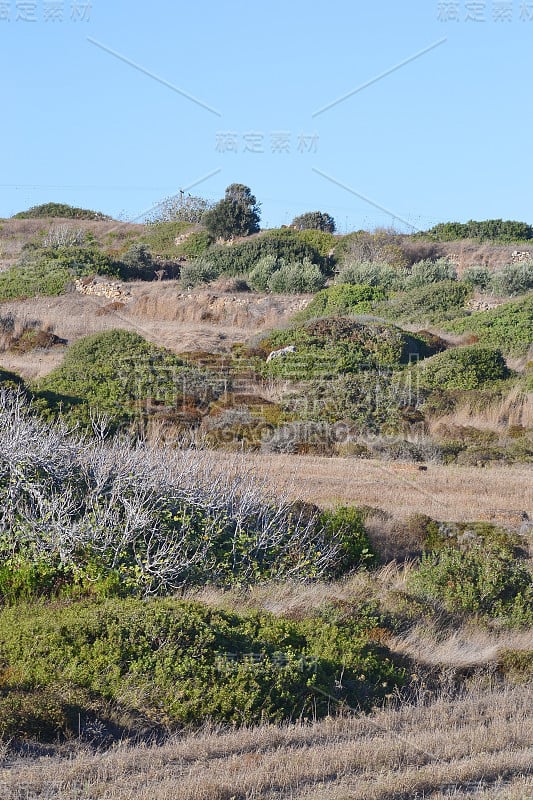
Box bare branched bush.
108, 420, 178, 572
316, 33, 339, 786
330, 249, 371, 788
43, 225, 86, 248
0, 392, 339, 594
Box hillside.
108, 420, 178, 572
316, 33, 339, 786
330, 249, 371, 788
0, 209, 531, 797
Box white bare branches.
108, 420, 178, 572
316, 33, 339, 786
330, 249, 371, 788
0, 391, 339, 594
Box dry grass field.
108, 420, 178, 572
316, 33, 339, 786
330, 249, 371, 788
1, 686, 532, 800
0, 284, 308, 378
210, 452, 532, 523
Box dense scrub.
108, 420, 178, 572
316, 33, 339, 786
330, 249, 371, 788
445, 293, 533, 356
413, 346, 510, 390
0, 598, 403, 738
12, 203, 110, 221
256, 317, 441, 379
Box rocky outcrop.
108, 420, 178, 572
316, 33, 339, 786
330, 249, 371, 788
75, 277, 132, 303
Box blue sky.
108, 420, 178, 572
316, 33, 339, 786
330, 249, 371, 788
2, 0, 532, 231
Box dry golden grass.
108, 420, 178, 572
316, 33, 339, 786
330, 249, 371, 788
1, 685, 531, 799
0, 285, 307, 378
211, 451, 532, 523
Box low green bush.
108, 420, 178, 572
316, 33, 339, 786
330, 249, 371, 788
36, 329, 223, 429
180, 257, 221, 287
336, 260, 406, 291
0, 598, 404, 738
377, 281, 471, 323
405, 258, 457, 288
420, 219, 533, 243
266, 259, 326, 293
280, 372, 414, 434
462, 266, 492, 290
118, 243, 155, 280
195, 228, 325, 277
444, 293, 533, 356
414, 346, 510, 390
141, 220, 194, 258
409, 545, 533, 625
258, 317, 441, 379
12, 202, 109, 220
180, 229, 214, 259
320, 507, 376, 575
490, 262, 533, 296
297, 284, 386, 320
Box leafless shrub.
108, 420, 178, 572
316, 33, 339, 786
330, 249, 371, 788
0, 392, 339, 593
43, 225, 86, 248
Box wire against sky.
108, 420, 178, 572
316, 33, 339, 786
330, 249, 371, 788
312, 168, 422, 232
87, 38, 222, 117
313, 38, 447, 118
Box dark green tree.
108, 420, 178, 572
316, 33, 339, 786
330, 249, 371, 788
203, 184, 260, 239
292, 211, 336, 233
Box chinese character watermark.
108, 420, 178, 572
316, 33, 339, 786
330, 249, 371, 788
215, 131, 319, 155
0, 0, 92, 20
438, 1, 532, 19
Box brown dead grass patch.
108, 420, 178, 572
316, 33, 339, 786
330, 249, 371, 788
1, 685, 531, 799
206, 452, 531, 523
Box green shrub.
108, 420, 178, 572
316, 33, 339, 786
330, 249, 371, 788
119, 243, 154, 280
490, 262, 533, 296
406, 258, 457, 288
320, 507, 376, 575
12, 203, 109, 221
180, 229, 214, 259
462, 266, 492, 290
266, 259, 326, 293
180, 257, 221, 287
258, 317, 440, 379
409, 545, 533, 625
280, 372, 414, 434
444, 293, 533, 356
414, 346, 510, 390
377, 281, 471, 323
36, 329, 223, 429
248, 254, 279, 291
294, 228, 336, 258
297, 284, 386, 320
0, 260, 73, 300
421, 219, 533, 243
336, 260, 406, 291
0, 598, 404, 738
194, 228, 325, 277
141, 220, 195, 258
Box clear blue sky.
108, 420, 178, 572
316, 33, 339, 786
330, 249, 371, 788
2, 0, 532, 231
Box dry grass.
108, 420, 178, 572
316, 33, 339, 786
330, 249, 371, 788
1, 685, 531, 799
207, 452, 532, 523
0, 285, 307, 378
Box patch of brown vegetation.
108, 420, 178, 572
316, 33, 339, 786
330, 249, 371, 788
1, 685, 531, 800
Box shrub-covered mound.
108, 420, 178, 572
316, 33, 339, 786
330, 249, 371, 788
413, 346, 510, 390
256, 317, 441, 379
376, 281, 471, 324
444, 293, 533, 356
12, 202, 110, 220
420, 219, 533, 243
0, 598, 404, 739
36, 329, 224, 429
0, 246, 119, 301
297, 284, 386, 320
192, 228, 326, 278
